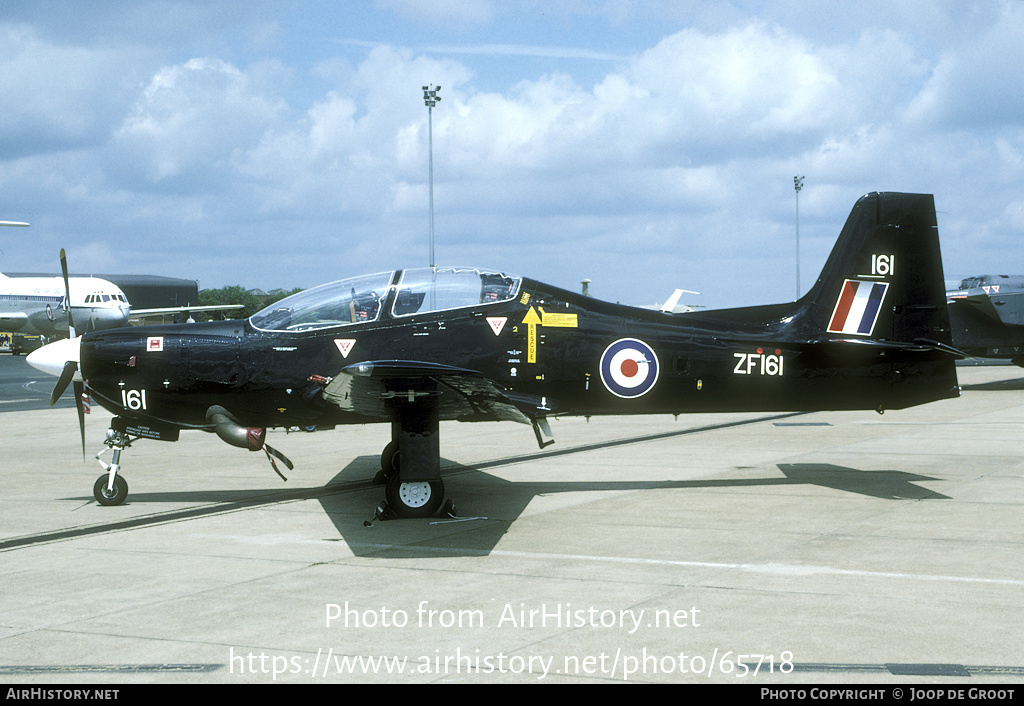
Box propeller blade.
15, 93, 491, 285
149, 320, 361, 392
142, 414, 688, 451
60, 248, 76, 338
73, 380, 86, 460
51, 360, 78, 406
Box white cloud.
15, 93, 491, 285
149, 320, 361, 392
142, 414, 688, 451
4, 2, 1024, 308
903, 2, 1024, 131
110, 57, 290, 186
374, 0, 496, 28
0, 25, 140, 156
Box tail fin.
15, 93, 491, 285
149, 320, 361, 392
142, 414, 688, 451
798, 192, 953, 347
790, 192, 960, 410
695, 192, 959, 411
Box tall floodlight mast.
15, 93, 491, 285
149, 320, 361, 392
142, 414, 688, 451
422, 85, 441, 268
794, 175, 804, 299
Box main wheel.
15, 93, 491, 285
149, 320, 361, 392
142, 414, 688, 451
380, 440, 398, 471
385, 475, 444, 518
374, 441, 400, 485
94, 474, 128, 506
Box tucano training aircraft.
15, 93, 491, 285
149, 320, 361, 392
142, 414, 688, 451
28, 192, 962, 518
947, 275, 1024, 366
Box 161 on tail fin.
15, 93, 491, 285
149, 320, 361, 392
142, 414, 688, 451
799, 192, 953, 349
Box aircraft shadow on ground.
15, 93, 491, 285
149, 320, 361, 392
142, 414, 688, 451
49, 453, 947, 559
960, 376, 1024, 392
315, 458, 949, 559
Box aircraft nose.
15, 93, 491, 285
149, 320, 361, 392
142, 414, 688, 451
26, 336, 82, 379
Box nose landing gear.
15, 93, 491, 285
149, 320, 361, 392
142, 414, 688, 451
94, 424, 131, 506
90, 417, 179, 507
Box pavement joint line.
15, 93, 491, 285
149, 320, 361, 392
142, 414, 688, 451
342, 542, 1024, 587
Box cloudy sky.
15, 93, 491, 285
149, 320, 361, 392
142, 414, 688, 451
1, 1, 1022, 309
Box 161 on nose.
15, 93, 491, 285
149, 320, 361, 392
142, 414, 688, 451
121, 389, 148, 410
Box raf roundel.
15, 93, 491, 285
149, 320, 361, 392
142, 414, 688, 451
599, 338, 660, 398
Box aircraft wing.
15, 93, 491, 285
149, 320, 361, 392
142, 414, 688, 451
0, 312, 29, 331
318, 360, 551, 424
948, 290, 1024, 328
129, 304, 245, 320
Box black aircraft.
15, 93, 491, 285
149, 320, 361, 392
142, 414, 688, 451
29, 192, 961, 518
947, 275, 1024, 366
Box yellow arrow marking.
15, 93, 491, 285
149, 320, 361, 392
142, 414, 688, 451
522, 307, 542, 363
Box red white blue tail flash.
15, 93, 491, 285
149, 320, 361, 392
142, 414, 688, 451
828, 280, 889, 336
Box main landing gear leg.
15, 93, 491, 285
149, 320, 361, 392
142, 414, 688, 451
93, 424, 131, 506
371, 396, 452, 520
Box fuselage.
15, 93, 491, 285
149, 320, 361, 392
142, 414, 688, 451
72, 268, 958, 433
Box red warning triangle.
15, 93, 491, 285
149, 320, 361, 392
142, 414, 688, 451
487, 317, 507, 336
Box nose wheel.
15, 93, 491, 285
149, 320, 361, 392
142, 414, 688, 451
93, 474, 128, 506
93, 423, 132, 506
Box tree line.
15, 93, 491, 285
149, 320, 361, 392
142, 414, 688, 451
197, 285, 303, 320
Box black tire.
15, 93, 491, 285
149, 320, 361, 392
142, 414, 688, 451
380, 441, 399, 475
384, 475, 444, 518
375, 441, 400, 485
94, 474, 128, 506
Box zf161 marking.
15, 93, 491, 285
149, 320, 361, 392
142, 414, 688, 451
733, 349, 784, 377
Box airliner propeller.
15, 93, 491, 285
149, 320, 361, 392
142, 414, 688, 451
60, 248, 77, 337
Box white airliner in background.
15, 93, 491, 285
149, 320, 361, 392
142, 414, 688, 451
1, 222, 241, 339
1, 272, 244, 338
1, 271, 133, 336
1, 223, 124, 335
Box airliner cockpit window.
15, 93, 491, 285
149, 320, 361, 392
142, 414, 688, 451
249, 271, 394, 331
391, 268, 521, 317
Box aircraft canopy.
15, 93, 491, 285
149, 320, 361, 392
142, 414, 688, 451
249, 267, 521, 332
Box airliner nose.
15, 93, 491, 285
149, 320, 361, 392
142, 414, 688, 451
26, 336, 82, 379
